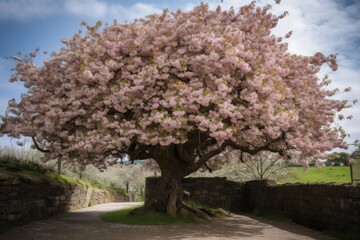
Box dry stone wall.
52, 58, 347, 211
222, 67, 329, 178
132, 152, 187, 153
0, 174, 129, 223
145, 177, 246, 212
145, 177, 360, 231
245, 180, 360, 231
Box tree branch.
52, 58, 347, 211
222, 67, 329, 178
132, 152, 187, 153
189, 131, 287, 173
189, 143, 227, 173
31, 136, 50, 153
204, 162, 213, 173
226, 131, 286, 155
128, 144, 151, 163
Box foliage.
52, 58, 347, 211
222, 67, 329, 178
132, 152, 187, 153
278, 166, 351, 184
0, 155, 86, 187
101, 206, 198, 225
0, 144, 43, 160
0, 1, 352, 217
191, 151, 293, 182
0, 2, 350, 168
326, 152, 350, 165
81, 164, 151, 193
140, 159, 160, 176
0, 146, 54, 175
0, 147, 120, 190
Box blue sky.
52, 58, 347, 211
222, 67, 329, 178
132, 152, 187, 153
0, 0, 359, 154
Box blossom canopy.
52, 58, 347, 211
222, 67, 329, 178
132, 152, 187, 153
0, 2, 349, 166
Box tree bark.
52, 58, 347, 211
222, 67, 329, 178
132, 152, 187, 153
133, 139, 239, 219
144, 160, 186, 218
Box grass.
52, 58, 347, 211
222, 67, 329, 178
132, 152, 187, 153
0, 154, 127, 203
101, 206, 198, 225
0, 157, 110, 190
252, 209, 360, 240
323, 230, 360, 240
0, 156, 49, 173
0, 158, 76, 186
278, 166, 352, 184
102, 198, 228, 225
184, 198, 205, 208
253, 208, 293, 224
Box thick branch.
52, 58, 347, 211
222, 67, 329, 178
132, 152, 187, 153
128, 143, 151, 163
204, 162, 213, 173
226, 131, 286, 155
31, 136, 50, 153
189, 132, 287, 173
189, 143, 227, 173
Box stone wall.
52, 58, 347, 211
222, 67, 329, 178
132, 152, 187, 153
0, 174, 129, 223
145, 177, 246, 212
145, 177, 360, 231
245, 180, 360, 231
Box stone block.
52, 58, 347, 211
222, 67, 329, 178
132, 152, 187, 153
36, 199, 45, 207
0, 173, 13, 182
8, 214, 17, 221
339, 199, 352, 210
9, 192, 18, 197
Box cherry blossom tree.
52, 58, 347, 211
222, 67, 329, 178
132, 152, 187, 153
0, 2, 351, 218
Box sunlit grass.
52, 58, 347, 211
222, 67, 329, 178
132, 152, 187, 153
0, 152, 125, 194
278, 166, 351, 184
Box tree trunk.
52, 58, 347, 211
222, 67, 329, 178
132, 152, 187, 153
145, 164, 185, 218
57, 159, 62, 175
140, 157, 216, 220
128, 144, 224, 220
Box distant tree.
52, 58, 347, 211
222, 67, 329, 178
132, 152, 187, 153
141, 159, 161, 177
327, 152, 350, 165
81, 163, 151, 193
229, 151, 290, 181
0, 2, 351, 218
192, 150, 292, 182
115, 164, 150, 193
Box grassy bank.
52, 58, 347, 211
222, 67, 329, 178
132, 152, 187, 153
0, 157, 125, 195
279, 166, 352, 184
101, 206, 197, 225
0, 157, 88, 187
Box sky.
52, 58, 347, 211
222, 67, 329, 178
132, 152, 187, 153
0, 0, 359, 154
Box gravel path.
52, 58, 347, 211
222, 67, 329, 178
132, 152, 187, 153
0, 202, 334, 240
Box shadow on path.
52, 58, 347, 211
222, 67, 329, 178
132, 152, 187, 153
0, 202, 334, 240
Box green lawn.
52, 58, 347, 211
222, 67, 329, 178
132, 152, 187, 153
279, 166, 352, 184
101, 206, 198, 225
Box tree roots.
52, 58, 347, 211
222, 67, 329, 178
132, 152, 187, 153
129, 201, 230, 222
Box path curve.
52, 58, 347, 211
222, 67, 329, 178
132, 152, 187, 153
0, 202, 334, 240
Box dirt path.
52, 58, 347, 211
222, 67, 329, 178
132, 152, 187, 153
0, 202, 334, 240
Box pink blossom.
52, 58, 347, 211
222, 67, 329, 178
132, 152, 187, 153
83, 70, 93, 79
0, 2, 350, 165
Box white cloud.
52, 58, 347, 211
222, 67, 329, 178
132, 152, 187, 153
64, 0, 108, 19
63, 0, 162, 20
0, 0, 59, 20
184, 2, 197, 11
1, 0, 359, 152
0, 0, 162, 21
201, 0, 360, 150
